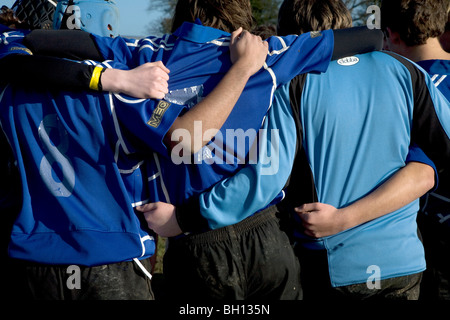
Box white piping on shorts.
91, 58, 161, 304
133, 258, 152, 280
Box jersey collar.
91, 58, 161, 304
173, 20, 231, 44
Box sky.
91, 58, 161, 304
1, 0, 164, 37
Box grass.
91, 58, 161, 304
153, 236, 167, 274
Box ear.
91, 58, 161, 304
385, 27, 402, 45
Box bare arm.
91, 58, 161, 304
164, 28, 268, 153
296, 162, 435, 238
101, 61, 170, 99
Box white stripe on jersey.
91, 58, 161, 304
153, 152, 171, 203
268, 36, 290, 56
138, 36, 175, 52
147, 172, 161, 182
435, 75, 447, 88
109, 92, 131, 155
207, 37, 231, 46
119, 160, 144, 174
430, 74, 447, 88
1, 32, 25, 45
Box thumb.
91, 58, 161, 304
231, 27, 243, 44
135, 202, 157, 213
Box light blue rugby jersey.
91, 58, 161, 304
198, 83, 296, 229
0, 29, 156, 266
92, 21, 334, 207
295, 51, 450, 287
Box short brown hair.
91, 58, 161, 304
277, 0, 352, 36
0, 6, 29, 29
381, 0, 449, 46
171, 0, 254, 33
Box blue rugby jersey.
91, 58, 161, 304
92, 21, 334, 207
416, 59, 450, 227
291, 51, 450, 287
0, 22, 333, 265
0, 32, 157, 266
417, 59, 450, 101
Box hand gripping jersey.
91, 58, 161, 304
288, 51, 450, 287
92, 21, 334, 208
0, 22, 333, 265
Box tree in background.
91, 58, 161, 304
344, 0, 381, 26
146, 0, 381, 35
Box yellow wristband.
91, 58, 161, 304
89, 66, 104, 91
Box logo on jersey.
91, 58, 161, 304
337, 56, 359, 66
147, 101, 171, 128
9, 46, 33, 55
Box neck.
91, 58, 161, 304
402, 37, 450, 62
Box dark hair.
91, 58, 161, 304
171, 0, 254, 33
0, 6, 29, 29
252, 23, 276, 40
381, 0, 449, 46
277, 0, 352, 36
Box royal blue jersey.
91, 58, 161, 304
0, 82, 156, 266
417, 59, 450, 101
92, 21, 334, 207
289, 51, 450, 286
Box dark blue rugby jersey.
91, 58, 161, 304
93, 21, 334, 206
416, 59, 450, 226
0, 31, 155, 266
417, 59, 450, 102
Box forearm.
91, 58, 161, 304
0, 29, 104, 91
0, 54, 96, 91
165, 61, 255, 153
340, 162, 435, 228
23, 29, 103, 61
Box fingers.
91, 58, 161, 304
295, 202, 321, 213
231, 27, 243, 44
151, 60, 170, 74
141, 62, 169, 99
135, 202, 157, 212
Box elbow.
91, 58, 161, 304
164, 129, 198, 157
422, 164, 437, 193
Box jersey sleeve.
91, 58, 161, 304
90, 33, 143, 67
0, 29, 31, 59
112, 94, 188, 157
0, 29, 97, 91
265, 30, 334, 85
